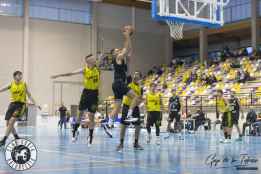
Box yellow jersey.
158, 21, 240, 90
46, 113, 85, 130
122, 82, 142, 106
9, 81, 27, 103
83, 66, 100, 90
146, 92, 162, 112
217, 98, 229, 113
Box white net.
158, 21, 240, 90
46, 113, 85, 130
167, 20, 184, 40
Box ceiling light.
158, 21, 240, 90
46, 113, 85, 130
0, 3, 11, 7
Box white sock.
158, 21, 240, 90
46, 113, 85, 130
127, 109, 133, 117
108, 118, 113, 125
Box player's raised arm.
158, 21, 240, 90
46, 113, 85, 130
116, 26, 134, 62
51, 68, 83, 79
0, 84, 10, 93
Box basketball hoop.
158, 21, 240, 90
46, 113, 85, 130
152, 0, 230, 40
166, 20, 184, 40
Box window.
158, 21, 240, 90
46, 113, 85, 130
29, 0, 91, 24
0, 0, 23, 16
224, 0, 251, 23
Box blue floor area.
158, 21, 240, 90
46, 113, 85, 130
0, 116, 261, 174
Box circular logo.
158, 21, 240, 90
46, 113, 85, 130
5, 139, 37, 171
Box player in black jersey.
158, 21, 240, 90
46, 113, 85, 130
167, 89, 181, 133
229, 91, 242, 140
106, 26, 141, 131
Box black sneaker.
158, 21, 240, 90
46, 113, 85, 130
134, 143, 144, 150
0, 140, 6, 147
102, 123, 113, 138
14, 134, 20, 140
116, 144, 123, 152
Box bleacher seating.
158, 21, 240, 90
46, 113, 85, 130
142, 46, 261, 109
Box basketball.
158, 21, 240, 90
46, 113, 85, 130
123, 25, 134, 36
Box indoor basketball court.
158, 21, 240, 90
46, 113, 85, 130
0, 0, 261, 173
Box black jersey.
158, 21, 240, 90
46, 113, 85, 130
169, 96, 181, 112
229, 97, 240, 114
113, 58, 128, 82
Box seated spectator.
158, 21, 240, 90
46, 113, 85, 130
238, 48, 248, 57
221, 46, 234, 60
192, 109, 205, 130
243, 108, 257, 136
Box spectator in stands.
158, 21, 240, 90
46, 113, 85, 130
250, 49, 260, 60
238, 48, 248, 57
242, 108, 257, 136
237, 69, 252, 83
221, 46, 234, 60
190, 70, 198, 82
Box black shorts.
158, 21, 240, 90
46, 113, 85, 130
147, 111, 162, 127
5, 102, 26, 121
169, 111, 180, 122
222, 112, 233, 128
79, 89, 98, 113
112, 80, 130, 100
232, 112, 239, 125
121, 104, 140, 125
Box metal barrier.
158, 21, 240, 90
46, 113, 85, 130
98, 92, 261, 120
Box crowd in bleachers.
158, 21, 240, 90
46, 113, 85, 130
142, 46, 261, 108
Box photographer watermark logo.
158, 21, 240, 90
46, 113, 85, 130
5, 139, 37, 171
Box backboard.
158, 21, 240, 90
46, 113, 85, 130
152, 0, 230, 28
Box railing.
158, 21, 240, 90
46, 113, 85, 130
97, 92, 261, 120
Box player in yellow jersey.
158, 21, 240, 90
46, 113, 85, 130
145, 83, 163, 145
0, 71, 38, 147
216, 90, 233, 143
116, 72, 143, 152
52, 54, 100, 145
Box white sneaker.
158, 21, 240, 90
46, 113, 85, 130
72, 137, 76, 143
108, 119, 114, 128
225, 139, 231, 143
72, 131, 79, 143
219, 138, 225, 143
147, 134, 152, 144
124, 117, 139, 123
156, 136, 161, 145
221, 139, 231, 144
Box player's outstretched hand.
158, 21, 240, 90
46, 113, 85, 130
123, 25, 134, 37
51, 75, 58, 79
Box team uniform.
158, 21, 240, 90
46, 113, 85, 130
146, 92, 162, 142
112, 59, 129, 100
72, 66, 100, 142
79, 66, 100, 113
121, 82, 143, 125
5, 81, 27, 121
229, 97, 240, 125
217, 98, 233, 128
168, 96, 181, 123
